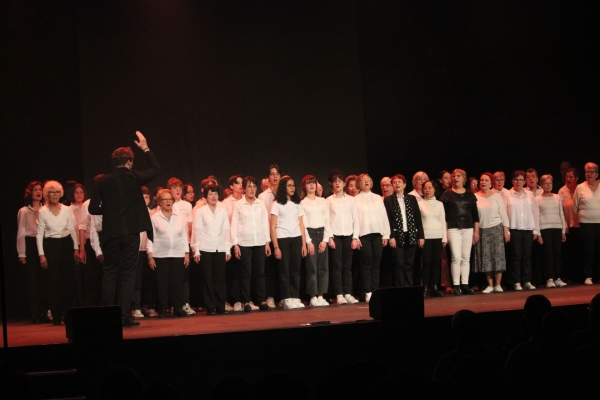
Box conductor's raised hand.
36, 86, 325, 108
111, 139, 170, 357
134, 131, 149, 151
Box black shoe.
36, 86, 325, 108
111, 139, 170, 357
216, 309, 229, 315
122, 317, 140, 327
430, 285, 444, 297
173, 308, 190, 317
452, 285, 462, 295
157, 313, 166, 318
244, 304, 252, 312
259, 303, 271, 311
207, 310, 217, 315
460, 284, 475, 295
423, 288, 429, 298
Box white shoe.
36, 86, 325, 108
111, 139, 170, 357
365, 292, 372, 303
47, 310, 53, 321
132, 309, 144, 318
336, 294, 348, 305
294, 298, 305, 308
233, 302, 243, 312
585, 278, 593, 285
248, 302, 259, 311
310, 296, 320, 307
344, 294, 359, 304
555, 278, 567, 287
225, 302, 234, 312
546, 279, 556, 288
183, 303, 196, 315
524, 282, 536, 290
318, 296, 329, 306
494, 285, 504, 293
514, 283, 523, 291
482, 286, 494, 294
283, 298, 297, 310
266, 297, 276, 309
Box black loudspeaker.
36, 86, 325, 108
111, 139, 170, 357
369, 287, 424, 321
65, 306, 123, 344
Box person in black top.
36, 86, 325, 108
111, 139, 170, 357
440, 169, 480, 295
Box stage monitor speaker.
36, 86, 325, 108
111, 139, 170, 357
65, 306, 123, 344
369, 287, 424, 321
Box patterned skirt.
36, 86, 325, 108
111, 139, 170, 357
473, 223, 506, 273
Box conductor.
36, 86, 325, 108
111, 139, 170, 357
89, 131, 161, 327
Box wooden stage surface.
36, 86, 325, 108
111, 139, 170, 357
3, 285, 599, 348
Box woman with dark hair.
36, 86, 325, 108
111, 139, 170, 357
231, 176, 272, 312
301, 174, 331, 306
193, 184, 231, 315
468, 177, 479, 194
69, 183, 86, 306
149, 186, 163, 214
17, 181, 48, 323
182, 184, 195, 205
270, 175, 308, 310
345, 175, 359, 197
440, 169, 480, 295
355, 173, 390, 302
435, 171, 452, 200
418, 180, 446, 297
473, 173, 509, 293
36, 180, 79, 325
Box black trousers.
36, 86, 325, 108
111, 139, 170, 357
200, 251, 227, 313
24, 236, 47, 320
330, 235, 354, 295
540, 228, 562, 281
132, 250, 146, 310
359, 233, 383, 293
305, 227, 329, 296
83, 238, 103, 306
226, 249, 242, 304
391, 236, 417, 287
379, 246, 394, 288
277, 236, 303, 300
580, 223, 600, 280
422, 238, 442, 289
265, 242, 280, 300
509, 229, 533, 285
43, 236, 75, 322
155, 257, 185, 314
239, 245, 266, 303
563, 227, 582, 282
101, 233, 139, 321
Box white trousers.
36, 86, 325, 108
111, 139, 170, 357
447, 228, 473, 285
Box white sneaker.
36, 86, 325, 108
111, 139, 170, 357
310, 296, 320, 307
183, 303, 196, 315
585, 278, 593, 285
494, 285, 504, 293
248, 302, 259, 311
514, 283, 523, 291
482, 286, 494, 294
555, 278, 567, 287
283, 298, 297, 310
225, 302, 234, 312
233, 302, 243, 312
546, 279, 556, 288
365, 292, 372, 303
47, 310, 53, 321
147, 308, 158, 317
524, 282, 536, 290
318, 296, 329, 306
132, 309, 144, 318
344, 294, 359, 304
294, 298, 305, 308
336, 294, 348, 305
266, 297, 276, 309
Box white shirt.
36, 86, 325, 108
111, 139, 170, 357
79, 199, 104, 255
70, 203, 85, 237
408, 189, 423, 201
326, 193, 359, 238
558, 185, 578, 228
526, 186, 543, 196
193, 204, 232, 255
173, 199, 193, 239
223, 195, 243, 222
258, 188, 276, 216
475, 192, 509, 229
535, 194, 566, 233
573, 182, 600, 224
395, 195, 409, 232
300, 196, 331, 243
355, 191, 391, 239
418, 198, 447, 241
17, 205, 39, 257
504, 189, 540, 234
147, 210, 189, 258
230, 197, 271, 247
271, 201, 304, 239
36, 204, 79, 256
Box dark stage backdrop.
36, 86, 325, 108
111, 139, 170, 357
78, 1, 368, 193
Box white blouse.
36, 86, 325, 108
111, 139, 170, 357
475, 192, 509, 229
147, 210, 189, 258
36, 204, 79, 256
504, 189, 540, 234
17, 205, 39, 257
326, 193, 359, 238
231, 197, 271, 247
192, 204, 232, 255
355, 191, 391, 239
271, 201, 304, 239
300, 196, 331, 243
418, 198, 447, 241
573, 182, 600, 224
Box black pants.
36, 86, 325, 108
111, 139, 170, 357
265, 242, 280, 300
509, 229, 533, 285
391, 236, 417, 287
24, 236, 47, 321
83, 239, 103, 306
73, 255, 86, 308
101, 233, 140, 321
580, 223, 600, 280
132, 250, 146, 310
43, 236, 75, 323
540, 228, 562, 281
155, 257, 185, 314
359, 233, 383, 293
239, 245, 266, 303
330, 235, 354, 295
563, 227, 582, 282
226, 249, 242, 304
422, 238, 442, 289
200, 251, 227, 313
305, 227, 329, 296
379, 246, 394, 288
277, 236, 303, 300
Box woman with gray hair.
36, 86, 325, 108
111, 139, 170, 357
573, 162, 600, 285
36, 180, 79, 325
409, 171, 429, 201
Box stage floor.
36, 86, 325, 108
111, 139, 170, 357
3, 285, 599, 348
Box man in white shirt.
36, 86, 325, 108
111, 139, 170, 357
225, 174, 244, 311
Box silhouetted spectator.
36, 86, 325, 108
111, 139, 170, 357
501, 294, 551, 360
212, 375, 251, 400
98, 366, 144, 400
569, 293, 600, 351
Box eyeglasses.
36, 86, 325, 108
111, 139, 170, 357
48, 191, 61, 196
512, 178, 525, 182
286, 184, 296, 188
381, 184, 392, 187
